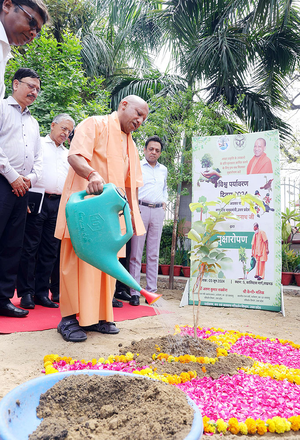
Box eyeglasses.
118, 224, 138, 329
17, 4, 41, 34
18, 80, 41, 94
55, 124, 72, 135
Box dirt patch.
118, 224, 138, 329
119, 335, 253, 379
29, 374, 194, 440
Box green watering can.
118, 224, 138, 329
65, 183, 161, 304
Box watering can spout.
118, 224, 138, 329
65, 183, 162, 304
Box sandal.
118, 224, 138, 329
81, 320, 120, 334
57, 318, 87, 342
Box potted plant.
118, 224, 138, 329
174, 249, 184, 276
281, 208, 300, 285
160, 250, 171, 275
281, 245, 299, 285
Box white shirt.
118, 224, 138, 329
34, 134, 69, 194
0, 96, 42, 186
138, 158, 168, 204
0, 22, 12, 100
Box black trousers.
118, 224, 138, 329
17, 195, 61, 298
49, 242, 60, 298
115, 239, 131, 294
0, 176, 29, 305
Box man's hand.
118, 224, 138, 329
86, 171, 105, 195
11, 176, 30, 197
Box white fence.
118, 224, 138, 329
281, 177, 300, 215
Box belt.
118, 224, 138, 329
45, 193, 61, 200
139, 200, 163, 208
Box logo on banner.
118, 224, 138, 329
217, 135, 230, 151
234, 134, 246, 151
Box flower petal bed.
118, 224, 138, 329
43, 326, 300, 436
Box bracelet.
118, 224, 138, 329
87, 170, 96, 180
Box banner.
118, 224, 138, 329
190, 130, 281, 312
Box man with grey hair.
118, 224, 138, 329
17, 113, 75, 309
0, 0, 49, 99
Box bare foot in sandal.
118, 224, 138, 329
57, 318, 87, 342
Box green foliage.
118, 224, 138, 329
159, 220, 173, 264
281, 207, 300, 246
5, 29, 110, 135
282, 246, 300, 272
238, 247, 248, 277
134, 89, 245, 199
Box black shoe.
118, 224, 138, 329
0, 302, 29, 317
112, 298, 123, 308
20, 293, 35, 309
34, 296, 59, 308
51, 294, 59, 303
129, 295, 140, 306
114, 290, 131, 301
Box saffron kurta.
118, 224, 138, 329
55, 112, 145, 326
246, 152, 273, 174
251, 230, 268, 279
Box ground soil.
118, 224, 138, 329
1, 278, 300, 439
29, 375, 194, 440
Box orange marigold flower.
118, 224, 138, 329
288, 416, 300, 431
228, 418, 239, 435
202, 366, 206, 373
256, 420, 267, 435
245, 418, 257, 435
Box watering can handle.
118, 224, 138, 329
70, 189, 133, 244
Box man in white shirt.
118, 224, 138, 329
17, 114, 75, 309
0, 67, 42, 317
129, 135, 168, 306
0, 0, 49, 99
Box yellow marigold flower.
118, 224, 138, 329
80, 359, 86, 364
223, 343, 231, 350
216, 419, 227, 434
125, 352, 134, 361
152, 353, 157, 360
273, 417, 287, 434
256, 419, 267, 435
98, 357, 105, 364
245, 418, 256, 435
239, 422, 248, 435
205, 330, 211, 334
228, 418, 239, 435
91, 358, 97, 366
206, 423, 216, 433
44, 361, 53, 368
204, 357, 210, 364
167, 356, 175, 363
119, 355, 127, 363
190, 355, 196, 363
45, 365, 58, 375
70, 359, 75, 365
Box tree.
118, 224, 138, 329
134, 89, 246, 287
157, 0, 300, 138
4, 30, 110, 134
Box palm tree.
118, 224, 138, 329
157, 0, 300, 137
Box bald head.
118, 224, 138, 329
117, 95, 149, 134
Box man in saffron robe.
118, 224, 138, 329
251, 223, 269, 281
55, 95, 148, 342
246, 138, 273, 174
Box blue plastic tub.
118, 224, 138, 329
0, 370, 203, 440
